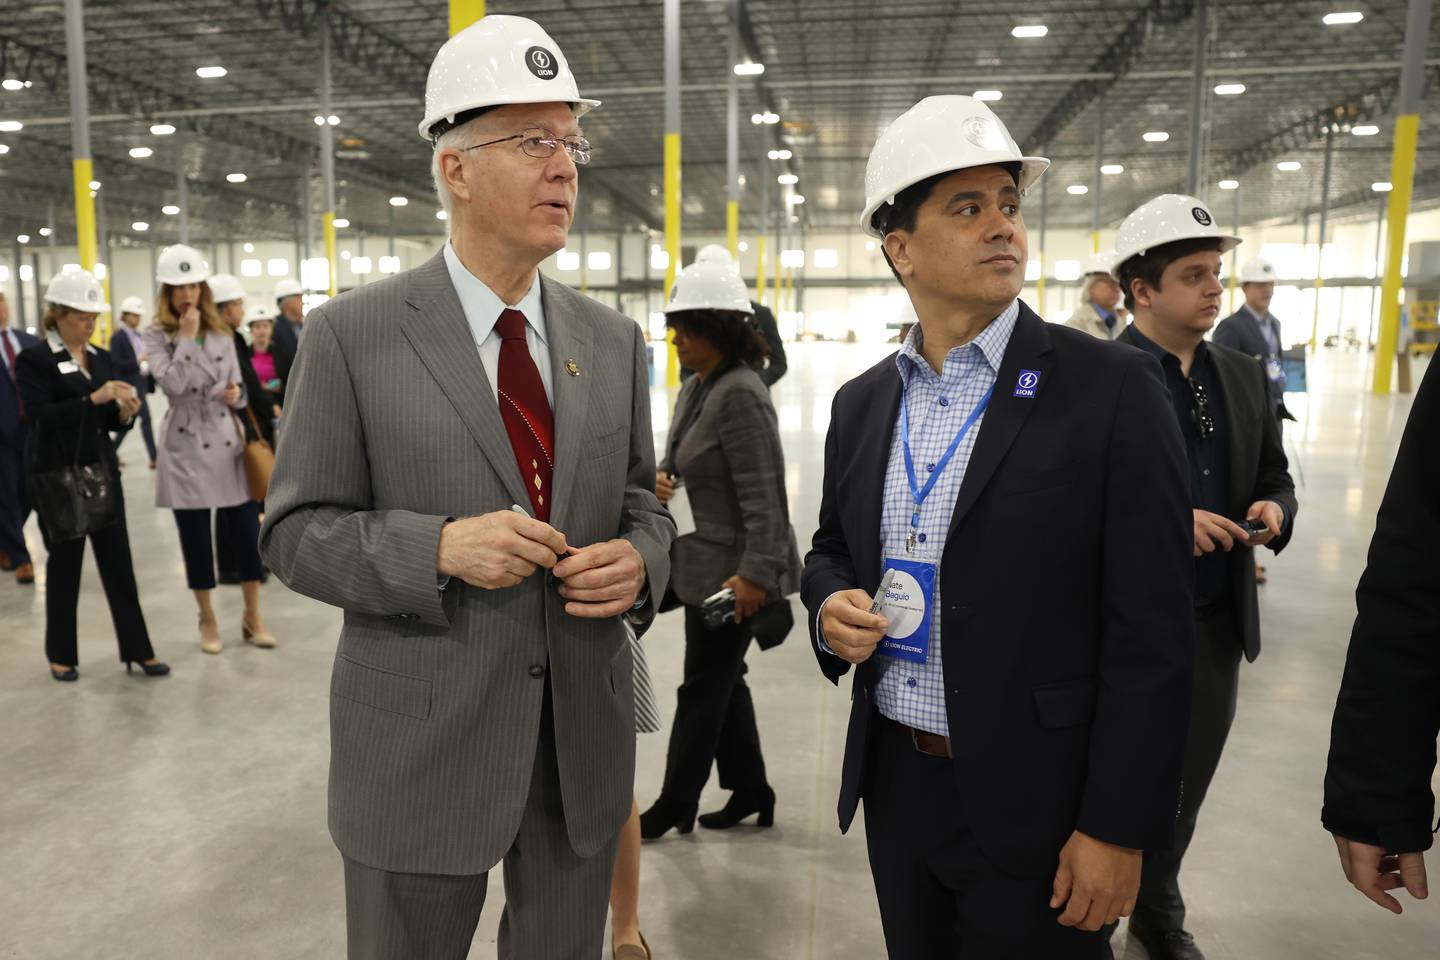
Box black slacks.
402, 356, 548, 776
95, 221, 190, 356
658, 604, 770, 805
43, 486, 154, 667
1133, 603, 1243, 931
173, 501, 263, 590
863, 712, 1109, 960
0, 435, 30, 566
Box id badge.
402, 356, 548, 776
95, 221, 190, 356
877, 556, 937, 663
1265, 358, 1285, 384
57, 360, 79, 375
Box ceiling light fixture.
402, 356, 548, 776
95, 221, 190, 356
1218, 179, 1240, 190
1143, 131, 1169, 142
1277, 160, 1302, 171
733, 62, 765, 76
1214, 83, 1246, 96
129, 146, 153, 158
0, 121, 24, 133
150, 123, 176, 136
226, 172, 247, 183
1322, 11, 1364, 25
1100, 163, 1125, 175
1067, 185, 1089, 195
1011, 25, 1048, 38
973, 89, 1003, 102
162, 204, 181, 215
195, 66, 228, 79
1351, 124, 1380, 136
777, 173, 798, 185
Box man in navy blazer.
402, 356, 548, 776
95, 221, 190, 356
802, 96, 1194, 958
0, 291, 41, 583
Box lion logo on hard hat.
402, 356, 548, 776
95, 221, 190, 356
87, 290, 98, 302
1192, 207, 1213, 226
526, 46, 558, 80
180, 261, 192, 272
961, 116, 1007, 152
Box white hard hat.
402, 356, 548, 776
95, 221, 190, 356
1238, 257, 1278, 284
664, 259, 754, 315
1112, 194, 1241, 275
1084, 251, 1117, 278
694, 244, 735, 265
861, 95, 1050, 238
419, 15, 600, 141
208, 273, 247, 305
45, 266, 110, 314
273, 278, 304, 300
118, 295, 146, 316
245, 303, 277, 323
156, 244, 210, 285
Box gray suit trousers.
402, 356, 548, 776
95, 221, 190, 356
343, 684, 620, 959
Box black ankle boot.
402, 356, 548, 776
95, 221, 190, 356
698, 787, 775, 830
639, 797, 697, 840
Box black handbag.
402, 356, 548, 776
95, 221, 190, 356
30, 404, 120, 543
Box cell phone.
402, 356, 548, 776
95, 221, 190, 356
702, 587, 737, 630
1240, 518, 1270, 536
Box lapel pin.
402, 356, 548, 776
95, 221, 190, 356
1013, 369, 1041, 399
565, 358, 580, 377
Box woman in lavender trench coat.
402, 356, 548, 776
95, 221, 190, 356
142, 245, 278, 655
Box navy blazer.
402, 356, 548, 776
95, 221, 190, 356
107, 326, 148, 392
1214, 306, 1290, 417
1, 328, 42, 446
801, 302, 1195, 878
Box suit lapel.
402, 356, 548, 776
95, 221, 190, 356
540, 276, 594, 533
1210, 347, 1253, 513
399, 251, 531, 510
855, 368, 902, 584
948, 304, 1054, 536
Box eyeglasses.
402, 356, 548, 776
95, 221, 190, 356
462, 128, 592, 166
1187, 377, 1215, 440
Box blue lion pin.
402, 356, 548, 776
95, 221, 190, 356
1014, 369, 1041, 398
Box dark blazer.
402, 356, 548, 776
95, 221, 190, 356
272, 311, 301, 363
230, 330, 277, 449
107, 327, 148, 393
750, 301, 788, 387
1, 328, 42, 446
661, 363, 800, 606
1323, 359, 1440, 854
1117, 326, 1298, 661
802, 302, 1195, 878
15, 339, 127, 478
1214, 306, 1290, 417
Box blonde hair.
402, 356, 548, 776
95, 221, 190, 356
154, 282, 228, 337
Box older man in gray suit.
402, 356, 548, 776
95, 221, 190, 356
260, 16, 674, 959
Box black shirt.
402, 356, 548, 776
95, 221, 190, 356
1129, 326, 1231, 606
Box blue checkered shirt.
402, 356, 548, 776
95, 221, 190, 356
842, 302, 1018, 736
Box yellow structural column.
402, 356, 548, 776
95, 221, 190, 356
449, 0, 485, 35
1373, 113, 1420, 393
755, 234, 766, 305
727, 202, 739, 258
73, 159, 101, 333
323, 211, 338, 297
664, 132, 682, 386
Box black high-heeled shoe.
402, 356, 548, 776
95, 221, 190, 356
126, 660, 171, 677
639, 798, 697, 840
49, 665, 78, 682
698, 787, 776, 830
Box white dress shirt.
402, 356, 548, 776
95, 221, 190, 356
442, 241, 555, 406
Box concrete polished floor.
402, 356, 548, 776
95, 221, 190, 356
2, 340, 1437, 959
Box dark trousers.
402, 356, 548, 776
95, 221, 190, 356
0, 435, 30, 565
1133, 603, 1243, 932
657, 604, 770, 806
863, 714, 1109, 959
44, 488, 154, 667
172, 502, 263, 590
215, 500, 267, 584
112, 394, 156, 463
341, 682, 617, 960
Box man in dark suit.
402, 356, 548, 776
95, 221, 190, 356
1213, 257, 1292, 423
1324, 358, 1437, 916
802, 94, 1195, 959
107, 296, 158, 469
0, 290, 41, 583
270, 277, 305, 364
1112, 195, 1299, 960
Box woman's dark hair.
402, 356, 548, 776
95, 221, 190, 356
665, 308, 769, 370
1116, 237, 1224, 311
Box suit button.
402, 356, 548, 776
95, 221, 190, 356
528, 664, 546, 679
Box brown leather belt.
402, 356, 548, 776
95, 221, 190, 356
881, 712, 952, 759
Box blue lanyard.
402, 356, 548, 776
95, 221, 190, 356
900, 383, 994, 531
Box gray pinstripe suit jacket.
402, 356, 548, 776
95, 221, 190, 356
259, 250, 675, 875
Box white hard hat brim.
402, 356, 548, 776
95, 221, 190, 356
860, 155, 1050, 238
1113, 234, 1242, 275
49, 296, 111, 313
420, 96, 601, 140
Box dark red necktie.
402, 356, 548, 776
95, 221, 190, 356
2, 333, 19, 416
495, 309, 555, 522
